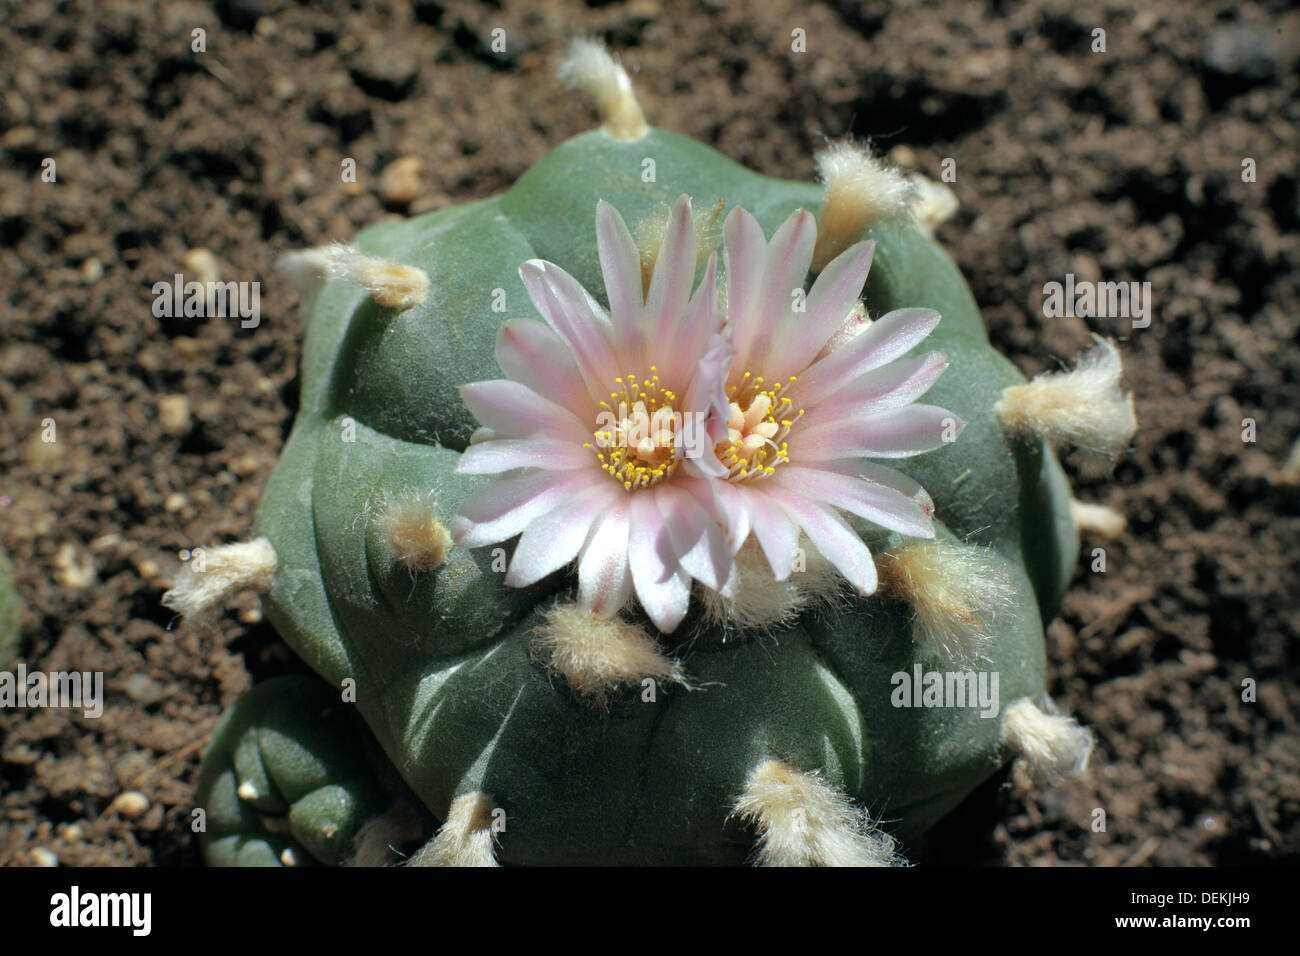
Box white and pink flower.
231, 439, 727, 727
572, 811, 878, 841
451, 195, 962, 632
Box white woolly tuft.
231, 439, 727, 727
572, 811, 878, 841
349, 802, 425, 867
277, 242, 429, 310
162, 538, 277, 623
877, 538, 1015, 664
995, 336, 1138, 459
557, 38, 647, 141
534, 601, 686, 703
732, 759, 902, 867
1070, 498, 1127, 539
698, 537, 843, 632
908, 172, 959, 237
375, 490, 452, 574
811, 140, 916, 272
406, 793, 499, 867
1000, 697, 1094, 786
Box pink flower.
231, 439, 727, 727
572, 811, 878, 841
452, 196, 735, 633
452, 196, 961, 633
705, 205, 960, 596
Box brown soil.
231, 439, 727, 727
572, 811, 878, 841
1, 0, 1296, 867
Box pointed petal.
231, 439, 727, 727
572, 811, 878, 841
578, 499, 634, 616
495, 319, 591, 419
455, 438, 594, 475
744, 487, 802, 580
698, 475, 752, 553
791, 307, 941, 408
451, 470, 599, 548
458, 380, 591, 444
721, 206, 769, 371
519, 260, 620, 402
663, 252, 721, 386
655, 483, 733, 593
596, 199, 644, 357
773, 466, 934, 538
819, 459, 936, 517
742, 209, 818, 374
680, 334, 735, 479
506, 484, 615, 587
776, 240, 874, 378
775, 494, 878, 595
794, 404, 964, 461
798, 351, 949, 428
642, 195, 697, 356
628, 492, 691, 633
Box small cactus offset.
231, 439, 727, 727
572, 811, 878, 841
178, 41, 1135, 867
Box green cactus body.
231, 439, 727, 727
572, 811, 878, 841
0, 548, 20, 670
197, 125, 1079, 866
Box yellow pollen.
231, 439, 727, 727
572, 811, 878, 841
588, 368, 683, 491
716, 372, 798, 483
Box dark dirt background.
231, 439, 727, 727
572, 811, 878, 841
1, 0, 1297, 867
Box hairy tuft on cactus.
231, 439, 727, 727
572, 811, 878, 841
179, 38, 1135, 867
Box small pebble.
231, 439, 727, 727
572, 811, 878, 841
182, 248, 221, 286
2, 126, 36, 148
30, 847, 59, 867
228, 453, 262, 477
1204, 25, 1279, 80
123, 673, 165, 705
80, 257, 103, 282
379, 155, 424, 204
158, 394, 191, 437
110, 791, 151, 820
350, 49, 419, 100
53, 543, 95, 589
172, 336, 202, 360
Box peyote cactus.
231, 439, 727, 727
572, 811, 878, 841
174, 41, 1136, 866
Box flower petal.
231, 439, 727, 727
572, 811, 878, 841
495, 319, 591, 419
775, 239, 874, 379
698, 476, 752, 553
655, 483, 733, 593
797, 351, 949, 429
596, 199, 645, 360
793, 404, 964, 461
642, 195, 697, 356
742, 486, 802, 580
662, 251, 721, 387
578, 498, 634, 616
773, 466, 934, 539
457, 380, 590, 444
774, 494, 878, 595
455, 438, 594, 475
790, 307, 941, 408
721, 206, 769, 372
451, 470, 600, 548
680, 334, 735, 479
519, 259, 620, 401
819, 459, 936, 517
628, 491, 691, 633
505, 483, 616, 587
734, 209, 817, 374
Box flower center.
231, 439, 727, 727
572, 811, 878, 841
717, 373, 802, 481
586, 367, 682, 491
